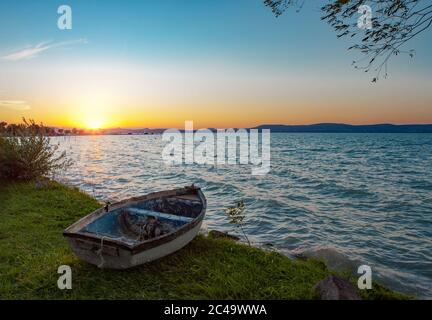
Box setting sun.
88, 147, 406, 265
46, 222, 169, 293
86, 119, 104, 130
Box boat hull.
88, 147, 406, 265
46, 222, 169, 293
67, 221, 203, 269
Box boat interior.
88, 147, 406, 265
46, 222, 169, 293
80, 194, 203, 244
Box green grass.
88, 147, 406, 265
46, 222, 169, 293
0, 182, 408, 300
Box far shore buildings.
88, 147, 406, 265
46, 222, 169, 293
49, 128, 158, 136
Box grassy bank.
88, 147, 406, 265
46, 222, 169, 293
0, 182, 407, 300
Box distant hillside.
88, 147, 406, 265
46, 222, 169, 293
253, 123, 432, 133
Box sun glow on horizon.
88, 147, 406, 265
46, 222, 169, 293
85, 119, 104, 130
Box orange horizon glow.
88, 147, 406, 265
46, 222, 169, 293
2, 75, 432, 130
2, 110, 432, 130
2, 59, 432, 130
2, 100, 432, 129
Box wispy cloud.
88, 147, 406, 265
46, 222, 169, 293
0, 100, 31, 111
2, 39, 87, 61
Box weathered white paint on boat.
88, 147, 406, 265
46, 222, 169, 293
63, 186, 206, 269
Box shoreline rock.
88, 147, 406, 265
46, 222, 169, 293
313, 275, 361, 300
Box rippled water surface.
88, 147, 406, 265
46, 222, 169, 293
55, 133, 432, 297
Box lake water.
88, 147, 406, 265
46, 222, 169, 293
54, 133, 432, 298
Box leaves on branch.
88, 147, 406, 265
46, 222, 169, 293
264, 0, 431, 81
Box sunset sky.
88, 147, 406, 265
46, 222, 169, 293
0, 0, 431, 129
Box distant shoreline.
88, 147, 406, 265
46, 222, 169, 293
3, 123, 432, 136
56, 123, 432, 136
253, 123, 432, 133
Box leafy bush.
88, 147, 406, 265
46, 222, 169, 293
0, 119, 71, 181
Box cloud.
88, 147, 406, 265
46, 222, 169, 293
2, 39, 87, 61
0, 100, 31, 111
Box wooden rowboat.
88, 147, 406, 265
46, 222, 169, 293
63, 185, 206, 269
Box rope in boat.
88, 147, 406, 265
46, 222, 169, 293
96, 236, 106, 269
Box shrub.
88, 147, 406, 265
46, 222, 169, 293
224, 201, 250, 245
0, 118, 71, 182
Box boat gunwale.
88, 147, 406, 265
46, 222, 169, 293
63, 186, 206, 254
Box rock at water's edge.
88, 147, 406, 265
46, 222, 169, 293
313, 275, 361, 300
